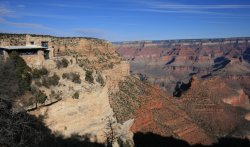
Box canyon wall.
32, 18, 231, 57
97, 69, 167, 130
0, 33, 132, 145
114, 38, 250, 95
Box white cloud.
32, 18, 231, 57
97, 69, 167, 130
47, 3, 92, 9
22, 13, 79, 20
0, 5, 15, 17
125, 1, 250, 16
131, 8, 222, 15
148, 4, 250, 10
0, 17, 53, 30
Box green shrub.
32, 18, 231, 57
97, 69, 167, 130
49, 90, 62, 100
72, 74, 81, 84
56, 58, 69, 68
32, 67, 48, 79
49, 73, 60, 86
104, 63, 114, 69
72, 91, 79, 99
42, 73, 60, 88
96, 73, 105, 86
85, 70, 94, 83
62, 58, 69, 67
77, 58, 90, 67
9, 51, 32, 93
62, 72, 81, 84
35, 90, 47, 104
62, 73, 68, 79
0, 59, 20, 100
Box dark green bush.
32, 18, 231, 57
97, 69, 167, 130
0, 59, 19, 99
56, 58, 69, 68
9, 51, 32, 94
32, 67, 48, 79
49, 90, 62, 100
62, 72, 81, 84
62, 58, 69, 67
72, 74, 81, 84
50, 73, 60, 85
96, 73, 105, 86
62, 73, 68, 79
35, 90, 47, 104
85, 70, 94, 83
42, 73, 60, 88
72, 91, 79, 99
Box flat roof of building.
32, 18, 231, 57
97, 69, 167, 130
0, 45, 47, 50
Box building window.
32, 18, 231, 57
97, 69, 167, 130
18, 50, 38, 55
30, 41, 34, 45
41, 42, 48, 47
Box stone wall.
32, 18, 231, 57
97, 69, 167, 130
0, 34, 26, 46
21, 50, 45, 68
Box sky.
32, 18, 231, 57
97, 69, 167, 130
0, 0, 250, 41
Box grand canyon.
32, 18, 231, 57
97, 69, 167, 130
114, 38, 250, 144
1, 0, 250, 147
1, 34, 249, 147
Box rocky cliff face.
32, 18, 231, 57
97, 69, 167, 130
29, 60, 131, 144
114, 38, 250, 96
0, 33, 132, 145
3, 34, 250, 145
110, 76, 250, 145
112, 38, 250, 144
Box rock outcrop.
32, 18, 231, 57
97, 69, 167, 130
112, 38, 250, 144
110, 76, 250, 145
0, 33, 132, 145
114, 38, 250, 95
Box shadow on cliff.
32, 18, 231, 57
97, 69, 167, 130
38, 133, 105, 147
0, 99, 105, 147
133, 132, 250, 147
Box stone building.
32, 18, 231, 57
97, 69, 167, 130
0, 33, 113, 67
0, 34, 55, 68
0, 45, 48, 58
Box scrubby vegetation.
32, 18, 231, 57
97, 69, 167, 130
62, 72, 81, 84
9, 51, 32, 94
35, 90, 47, 104
56, 58, 69, 68
106, 63, 114, 69
109, 77, 148, 123
41, 73, 60, 88
77, 57, 90, 68
0, 58, 19, 100
72, 91, 79, 99
49, 90, 62, 100
96, 73, 105, 86
85, 70, 94, 83
32, 67, 48, 79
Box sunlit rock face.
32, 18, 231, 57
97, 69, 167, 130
114, 38, 250, 96
113, 38, 250, 144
